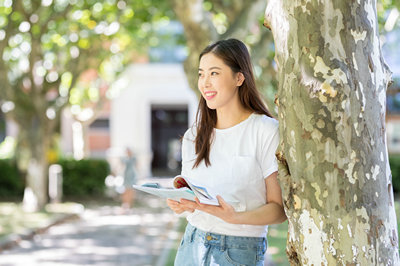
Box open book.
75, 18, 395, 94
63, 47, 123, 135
132, 175, 219, 206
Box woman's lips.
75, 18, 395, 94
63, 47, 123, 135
204, 91, 217, 100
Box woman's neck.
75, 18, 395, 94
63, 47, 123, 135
215, 107, 253, 129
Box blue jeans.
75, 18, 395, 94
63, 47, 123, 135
175, 223, 267, 266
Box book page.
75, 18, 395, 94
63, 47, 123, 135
175, 175, 241, 206
176, 176, 219, 205
132, 185, 196, 202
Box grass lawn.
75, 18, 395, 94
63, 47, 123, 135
0, 202, 53, 239
396, 200, 400, 239
165, 217, 187, 266
267, 221, 290, 265
0, 202, 83, 240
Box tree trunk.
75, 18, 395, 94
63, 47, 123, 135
16, 121, 51, 211
265, 0, 399, 264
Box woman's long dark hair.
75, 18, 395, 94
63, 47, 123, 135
193, 38, 273, 168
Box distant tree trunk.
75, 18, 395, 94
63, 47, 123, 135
265, 0, 399, 264
22, 138, 49, 211
15, 115, 55, 211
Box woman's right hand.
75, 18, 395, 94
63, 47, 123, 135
166, 199, 195, 214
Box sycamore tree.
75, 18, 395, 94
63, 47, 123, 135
0, 0, 170, 210
265, 0, 399, 264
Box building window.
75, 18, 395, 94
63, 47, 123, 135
89, 118, 110, 130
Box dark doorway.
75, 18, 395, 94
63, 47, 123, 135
151, 105, 189, 177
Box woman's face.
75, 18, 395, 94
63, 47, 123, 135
198, 53, 244, 111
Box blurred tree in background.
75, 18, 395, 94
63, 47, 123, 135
0, 0, 173, 210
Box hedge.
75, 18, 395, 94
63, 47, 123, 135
390, 155, 400, 192
0, 158, 110, 198
57, 158, 110, 196
0, 159, 24, 198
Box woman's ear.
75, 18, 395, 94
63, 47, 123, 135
236, 72, 245, 87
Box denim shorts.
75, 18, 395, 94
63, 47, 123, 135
174, 223, 267, 266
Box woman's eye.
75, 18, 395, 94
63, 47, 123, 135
198, 72, 203, 77
211, 72, 218, 76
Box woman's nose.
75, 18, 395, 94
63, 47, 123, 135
203, 75, 211, 87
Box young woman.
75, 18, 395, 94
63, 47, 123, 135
167, 39, 286, 266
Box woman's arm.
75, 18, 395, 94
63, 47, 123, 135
233, 171, 287, 225
179, 171, 287, 225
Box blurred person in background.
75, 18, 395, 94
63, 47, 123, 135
121, 147, 137, 211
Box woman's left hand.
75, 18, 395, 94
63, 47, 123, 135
179, 196, 238, 224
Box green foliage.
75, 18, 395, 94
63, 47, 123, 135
390, 155, 400, 192
0, 159, 24, 198
58, 158, 110, 196
0, 136, 16, 159
377, 1, 400, 34
268, 221, 290, 265
166, 218, 187, 265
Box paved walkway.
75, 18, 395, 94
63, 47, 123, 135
0, 189, 181, 265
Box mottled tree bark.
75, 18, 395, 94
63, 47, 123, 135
265, 0, 399, 265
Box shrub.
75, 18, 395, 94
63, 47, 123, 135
390, 155, 400, 193
0, 159, 24, 198
58, 158, 110, 196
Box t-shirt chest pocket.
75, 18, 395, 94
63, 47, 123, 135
232, 155, 262, 181
215, 156, 263, 195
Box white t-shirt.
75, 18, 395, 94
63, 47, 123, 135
181, 113, 280, 238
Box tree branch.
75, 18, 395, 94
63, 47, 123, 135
0, 1, 20, 102
39, 3, 72, 35
209, 0, 244, 24
221, 0, 266, 40
169, 0, 218, 91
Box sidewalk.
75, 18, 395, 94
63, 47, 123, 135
0, 187, 182, 266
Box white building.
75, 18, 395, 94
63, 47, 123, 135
108, 63, 198, 178
59, 63, 197, 180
